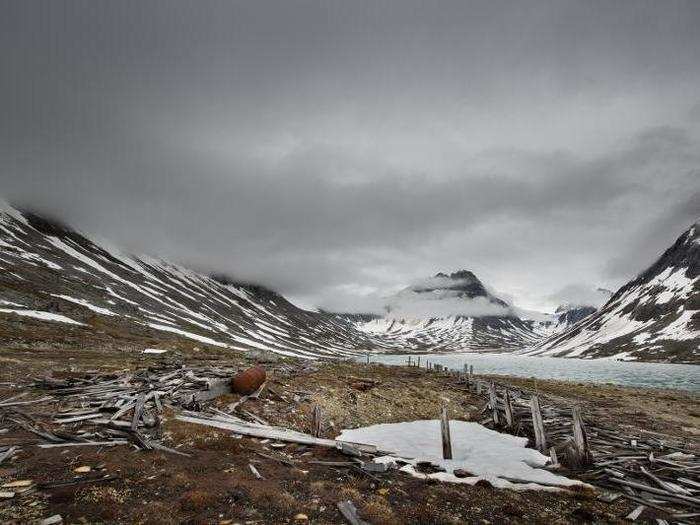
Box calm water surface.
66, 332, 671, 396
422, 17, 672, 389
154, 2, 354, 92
364, 352, 700, 392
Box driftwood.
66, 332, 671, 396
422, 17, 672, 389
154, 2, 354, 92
337, 500, 370, 525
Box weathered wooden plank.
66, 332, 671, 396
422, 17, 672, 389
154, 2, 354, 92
131, 393, 146, 431
625, 505, 645, 521
176, 414, 382, 454
36, 441, 128, 449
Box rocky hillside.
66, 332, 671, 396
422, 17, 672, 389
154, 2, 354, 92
523, 222, 699, 363
0, 204, 381, 359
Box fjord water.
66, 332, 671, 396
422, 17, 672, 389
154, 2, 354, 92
365, 353, 700, 392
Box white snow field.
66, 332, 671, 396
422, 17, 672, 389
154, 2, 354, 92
337, 420, 586, 490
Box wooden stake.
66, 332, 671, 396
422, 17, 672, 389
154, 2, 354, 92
504, 389, 514, 428
311, 404, 323, 438
572, 406, 591, 465
549, 447, 559, 468
488, 382, 500, 426
440, 406, 452, 460
530, 395, 547, 452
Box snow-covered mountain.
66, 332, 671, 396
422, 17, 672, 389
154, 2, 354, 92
0, 205, 381, 359
353, 271, 543, 351
523, 221, 700, 363
517, 304, 597, 338
3, 203, 696, 363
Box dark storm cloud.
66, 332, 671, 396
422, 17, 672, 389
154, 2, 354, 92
1, 0, 699, 311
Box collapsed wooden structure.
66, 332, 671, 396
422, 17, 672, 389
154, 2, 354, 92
418, 361, 700, 521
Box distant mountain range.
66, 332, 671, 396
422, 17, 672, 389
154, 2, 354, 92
0, 203, 697, 363
351, 271, 546, 351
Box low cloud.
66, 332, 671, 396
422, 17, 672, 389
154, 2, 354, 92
547, 284, 612, 310
385, 295, 512, 320
1, 2, 699, 313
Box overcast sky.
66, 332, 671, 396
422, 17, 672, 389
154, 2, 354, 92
1, 0, 699, 312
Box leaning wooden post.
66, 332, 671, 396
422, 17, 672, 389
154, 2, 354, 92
503, 389, 514, 428
440, 406, 453, 460
488, 382, 500, 426
530, 395, 547, 452
311, 404, 323, 438
572, 406, 591, 465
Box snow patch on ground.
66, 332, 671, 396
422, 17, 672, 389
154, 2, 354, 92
51, 294, 117, 316
0, 308, 85, 325
146, 322, 229, 348
337, 420, 585, 490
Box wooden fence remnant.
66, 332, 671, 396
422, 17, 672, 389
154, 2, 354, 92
311, 404, 323, 438
530, 395, 547, 452
503, 390, 514, 428
488, 382, 500, 426
440, 406, 453, 460
571, 406, 592, 466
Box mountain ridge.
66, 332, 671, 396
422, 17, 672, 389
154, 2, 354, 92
523, 221, 699, 362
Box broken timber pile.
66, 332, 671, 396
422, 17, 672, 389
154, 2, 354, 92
0, 365, 254, 461
463, 375, 700, 520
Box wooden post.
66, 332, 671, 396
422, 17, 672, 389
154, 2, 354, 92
504, 389, 514, 428
417, 356, 421, 368
488, 382, 499, 425
530, 395, 547, 452
311, 404, 323, 438
365, 353, 369, 365
440, 406, 452, 460
572, 406, 591, 465
549, 447, 559, 468
407, 356, 412, 367
476, 381, 482, 395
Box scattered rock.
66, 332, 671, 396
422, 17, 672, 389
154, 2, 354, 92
1, 480, 33, 488
0, 491, 16, 499
73, 466, 91, 473
293, 513, 309, 522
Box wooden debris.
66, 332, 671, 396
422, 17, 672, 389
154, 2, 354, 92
248, 463, 263, 479
625, 505, 645, 521
337, 500, 369, 525
39, 516, 63, 525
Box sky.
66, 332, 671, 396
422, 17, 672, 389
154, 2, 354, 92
1, 0, 699, 313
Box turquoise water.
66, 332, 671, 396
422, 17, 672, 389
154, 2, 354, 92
363, 352, 700, 392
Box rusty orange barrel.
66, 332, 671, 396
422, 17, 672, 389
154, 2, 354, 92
231, 366, 266, 395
